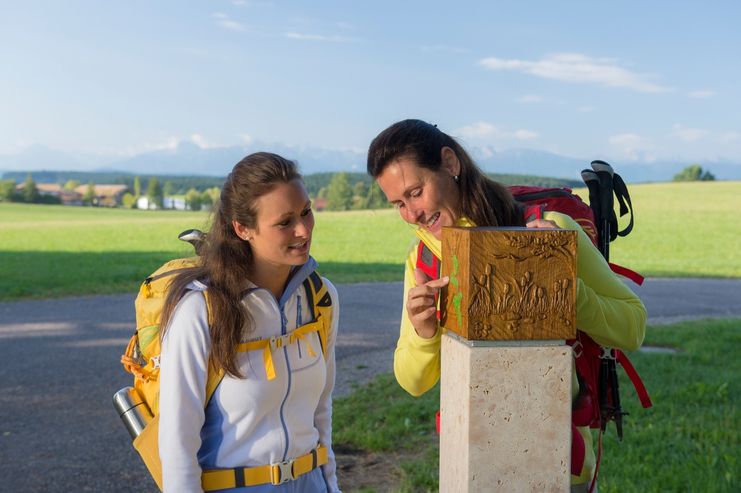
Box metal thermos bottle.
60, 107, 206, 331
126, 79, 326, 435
113, 387, 153, 439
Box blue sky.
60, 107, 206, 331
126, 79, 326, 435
1, 0, 740, 169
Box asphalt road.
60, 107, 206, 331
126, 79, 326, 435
0, 278, 739, 492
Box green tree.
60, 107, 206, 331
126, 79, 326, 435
0, 179, 18, 202
121, 192, 137, 208
63, 179, 80, 191
366, 181, 390, 209
673, 164, 716, 182
326, 172, 353, 211
201, 187, 220, 209
82, 182, 96, 206
22, 174, 40, 203
133, 176, 142, 198
352, 181, 368, 210
185, 188, 203, 211
146, 177, 164, 209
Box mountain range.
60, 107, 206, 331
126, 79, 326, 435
2, 141, 740, 183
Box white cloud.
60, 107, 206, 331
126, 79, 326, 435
608, 133, 653, 160
688, 89, 715, 98
241, 134, 253, 146
454, 122, 539, 142
671, 124, 709, 142
719, 131, 740, 142
190, 134, 218, 149
578, 106, 594, 113
212, 12, 246, 32
479, 53, 670, 93
113, 137, 180, 156
516, 94, 542, 104
284, 32, 353, 43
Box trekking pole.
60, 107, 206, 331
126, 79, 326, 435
589, 160, 627, 440
581, 170, 601, 244
590, 160, 615, 260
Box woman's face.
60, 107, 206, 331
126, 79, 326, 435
234, 179, 314, 269
376, 150, 461, 240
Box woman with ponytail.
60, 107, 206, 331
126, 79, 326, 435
367, 120, 645, 491
157, 152, 341, 492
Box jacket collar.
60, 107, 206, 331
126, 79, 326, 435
414, 216, 476, 258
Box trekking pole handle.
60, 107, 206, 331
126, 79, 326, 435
591, 160, 614, 177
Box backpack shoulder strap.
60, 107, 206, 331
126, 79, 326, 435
416, 241, 441, 280
302, 271, 333, 359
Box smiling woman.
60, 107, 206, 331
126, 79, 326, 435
154, 152, 341, 493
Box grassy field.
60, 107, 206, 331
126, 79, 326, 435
333, 318, 741, 492
0, 180, 739, 300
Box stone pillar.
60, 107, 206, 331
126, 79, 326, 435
438, 227, 577, 492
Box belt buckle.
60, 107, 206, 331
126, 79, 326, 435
271, 460, 294, 485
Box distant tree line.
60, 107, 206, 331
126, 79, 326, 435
0, 171, 225, 196
1, 169, 584, 210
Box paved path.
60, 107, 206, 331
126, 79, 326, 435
0, 278, 739, 492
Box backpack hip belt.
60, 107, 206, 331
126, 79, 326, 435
201, 445, 328, 490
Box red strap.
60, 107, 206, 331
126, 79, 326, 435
615, 350, 653, 408
571, 423, 585, 476
608, 262, 645, 286
523, 204, 543, 222
588, 428, 603, 493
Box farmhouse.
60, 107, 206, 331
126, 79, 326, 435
73, 184, 130, 206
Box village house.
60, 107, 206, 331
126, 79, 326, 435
73, 184, 129, 206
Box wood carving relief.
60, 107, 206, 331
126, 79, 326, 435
441, 227, 577, 341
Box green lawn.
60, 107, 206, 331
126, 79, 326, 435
1, 180, 739, 300
333, 318, 741, 492
572, 180, 740, 278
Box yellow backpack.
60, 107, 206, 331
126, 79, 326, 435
115, 258, 333, 491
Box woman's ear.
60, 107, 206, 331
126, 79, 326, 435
440, 146, 461, 178
232, 220, 253, 241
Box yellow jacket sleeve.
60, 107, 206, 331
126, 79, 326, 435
544, 211, 646, 351
393, 244, 443, 397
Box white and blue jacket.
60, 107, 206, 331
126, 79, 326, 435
158, 259, 340, 493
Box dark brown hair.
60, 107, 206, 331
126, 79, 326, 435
367, 119, 524, 227
160, 152, 301, 377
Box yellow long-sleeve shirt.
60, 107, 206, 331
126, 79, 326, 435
393, 211, 646, 484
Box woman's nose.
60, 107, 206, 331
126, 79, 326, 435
401, 205, 422, 225
296, 217, 313, 237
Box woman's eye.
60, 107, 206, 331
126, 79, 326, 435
410, 189, 422, 198
278, 219, 291, 227
301, 208, 312, 217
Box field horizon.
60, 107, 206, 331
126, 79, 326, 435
1, 180, 739, 301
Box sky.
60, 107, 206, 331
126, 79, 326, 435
1, 0, 740, 169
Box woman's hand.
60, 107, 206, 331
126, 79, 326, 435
526, 218, 559, 229
408, 268, 449, 339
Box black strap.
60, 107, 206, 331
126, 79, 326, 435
234, 468, 246, 488
612, 173, 634, 237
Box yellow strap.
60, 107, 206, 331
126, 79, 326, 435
201, 445, 328, 491
234, 319, 325, 381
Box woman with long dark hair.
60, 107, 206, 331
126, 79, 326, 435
367, 119, 645, 491
158, 152, 340, 492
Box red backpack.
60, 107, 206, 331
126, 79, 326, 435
417, 183, 652, 484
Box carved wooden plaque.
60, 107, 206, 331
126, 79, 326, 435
440, 227, 577, 341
